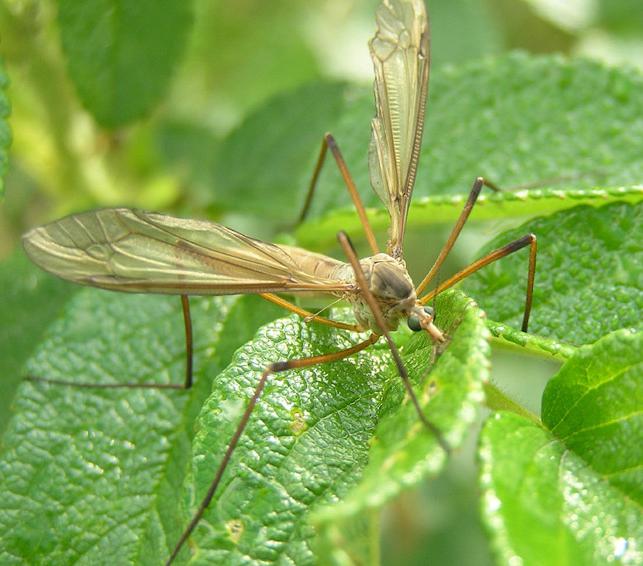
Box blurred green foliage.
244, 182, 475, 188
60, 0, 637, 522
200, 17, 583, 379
0, 1, 641, 565
1, 0, 642, 255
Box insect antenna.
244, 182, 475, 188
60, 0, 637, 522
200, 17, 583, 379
337, 231, 449, 454
303, 296, 345, 323
260, 293, 360, 331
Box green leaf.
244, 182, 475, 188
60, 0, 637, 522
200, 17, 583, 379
312, 509, 380, 566
0, 251, 75, 436
479, 329, 642, 565
176, 0, 321, 129
463, 201, 642, 346
542, 329, 642, 504
152, 120, 221, 208
486, 320, 577, 361
181, 291, 488, 563
316, 293, 490, 520
0, 55, 10, 196
296, 185, 643, 252
292, 54, 643, 249
213, 81, 349, 220
57, 0, 193, 127
430, 0, 502, 66
0, 292, 282, 564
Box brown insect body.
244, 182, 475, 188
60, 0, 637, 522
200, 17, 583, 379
346, 254, 416, 332
330, 253, 440, 338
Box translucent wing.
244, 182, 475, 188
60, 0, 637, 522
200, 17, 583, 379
22, 208, 354, 296
368, 0, 429, 259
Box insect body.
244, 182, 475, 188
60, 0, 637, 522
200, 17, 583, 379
21, 0, 536, 562
336, 252, 443, 338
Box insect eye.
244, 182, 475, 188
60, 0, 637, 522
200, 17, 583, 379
407, 315, 422, 332
407, 306, 435, 332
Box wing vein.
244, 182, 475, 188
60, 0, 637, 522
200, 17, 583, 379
22, 208, 353, 297
368, 0, 429, 258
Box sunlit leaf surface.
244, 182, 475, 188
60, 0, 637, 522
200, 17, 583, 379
480, 329, 642, 566
464, 202, 642, 345
0, 293, 282, 564
184, 292, 488, 563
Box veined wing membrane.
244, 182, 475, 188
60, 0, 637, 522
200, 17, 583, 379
369, 0, 429, 259
22, 208, 353, 295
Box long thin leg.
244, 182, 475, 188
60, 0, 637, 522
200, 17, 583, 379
420, 233, 537, 332
337, 231, 449, 453
415, 176, 500, 296
260, 292, 361, 332
417, 170, 570, 285
25, 295, 195, 390
166, 332, 379, 565
180, 295, 194, 389
298, 133, 379, 255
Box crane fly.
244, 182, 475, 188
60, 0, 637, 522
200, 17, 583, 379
22, 0, 537, 562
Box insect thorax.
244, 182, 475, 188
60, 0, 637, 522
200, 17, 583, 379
336, 253, 417, 333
